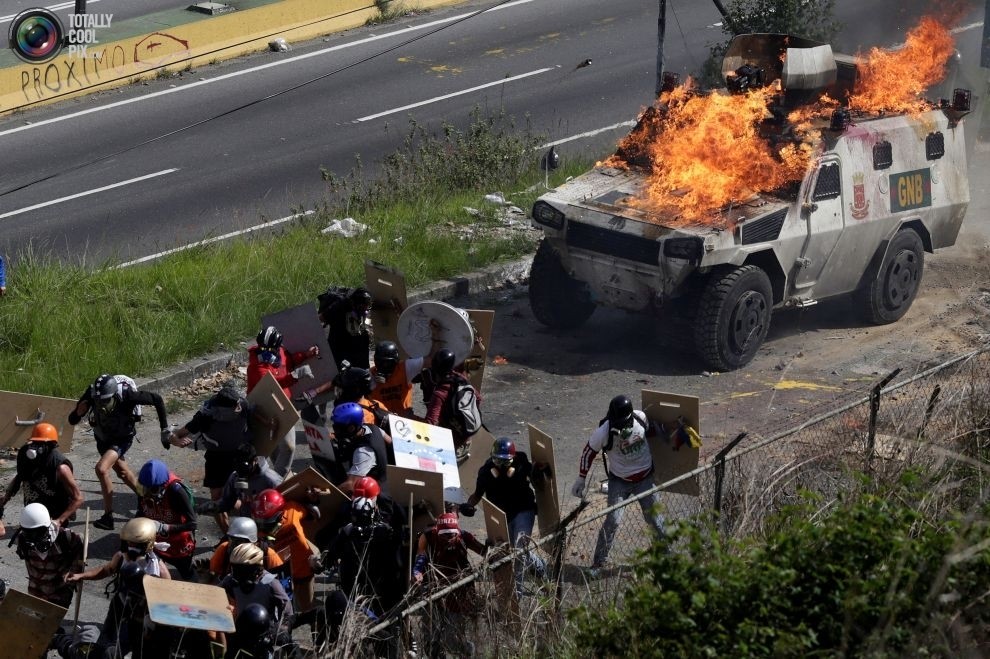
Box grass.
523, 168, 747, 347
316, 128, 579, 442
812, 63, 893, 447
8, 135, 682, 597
365, 0, 414, 26
0, 108, 594, 398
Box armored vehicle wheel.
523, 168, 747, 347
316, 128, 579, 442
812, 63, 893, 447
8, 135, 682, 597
529, 240, 596, 329
855, 229, 924, 325
694, 265, 772, 371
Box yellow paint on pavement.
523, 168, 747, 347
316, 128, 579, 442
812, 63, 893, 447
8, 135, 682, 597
769, 380, 843, 392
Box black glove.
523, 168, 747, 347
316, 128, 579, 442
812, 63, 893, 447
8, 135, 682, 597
458, 503, 476, 517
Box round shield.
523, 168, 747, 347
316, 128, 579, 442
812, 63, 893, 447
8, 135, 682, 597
397, 301, 474, 363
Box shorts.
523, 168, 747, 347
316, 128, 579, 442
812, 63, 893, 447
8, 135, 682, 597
96, 437, 133, 459
204, 450, 239, 488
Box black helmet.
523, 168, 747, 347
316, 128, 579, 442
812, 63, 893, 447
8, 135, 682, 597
118, 561, 146, 595
491, 437, 516, 467
236, 603, 271, 638
334, 365, 372, 398
431, 348, 456, 376
374, 341, 400, 376
257, 326, 283, 351
350, 288, 373, 307
92, 374, 118, 409
607, 394, 634, 428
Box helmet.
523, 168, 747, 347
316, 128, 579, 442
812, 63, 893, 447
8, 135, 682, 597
374, 341, 400, 376
351, 496, 377, 528
607, 394, 634, 428
431, 348, 456, 375
331, 402, 364, 428
121, 517, 158, 547
491, 438, 516, 467
236, 603, 271, 638
256, 326, 283, 351
20, 502, 52, 529
228, 517, 259, 544
138, 460, 170, 489
230, 543, 264, 566
353, 476, 381, 499
435, 512, 461, 537
92, 374, 118, 408
30, 422, 58, 442
118, 561, 147, 594
214, 382, 243, 406
235, 443, 259, 478
334, 366, 372, 398
252, 489, 286, 535
350, 288, 373, 308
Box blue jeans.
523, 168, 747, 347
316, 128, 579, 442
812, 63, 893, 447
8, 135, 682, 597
592, 475, 665, 567
508, 509, 546, 594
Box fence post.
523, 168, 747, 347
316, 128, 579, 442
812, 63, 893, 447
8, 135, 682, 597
916, 384, 942, 440
550, 500, 588, 615
866, 368, 901, 468
712, 432, 747, 518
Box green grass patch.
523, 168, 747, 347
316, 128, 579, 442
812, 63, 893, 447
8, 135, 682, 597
0, 109, 595, 398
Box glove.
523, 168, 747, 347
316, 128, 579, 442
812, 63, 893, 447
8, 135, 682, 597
308, 553, 324, 573
291, 365, 313, 380
571, 476, 586, 498
156, 522, 170, 535
458, 503, 476, 517
160, 428, 172, 450
374, 373, 387, 384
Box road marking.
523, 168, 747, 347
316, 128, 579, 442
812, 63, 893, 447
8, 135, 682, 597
355, 67, 557, 122
0, 0, 102, 23
114, 210, 316, 268
0, 0, 536, 138
538, 120, 637, 149
0, 168, 177, 220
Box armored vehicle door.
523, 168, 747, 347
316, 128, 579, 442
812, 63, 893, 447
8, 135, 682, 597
791, 156, 844, 295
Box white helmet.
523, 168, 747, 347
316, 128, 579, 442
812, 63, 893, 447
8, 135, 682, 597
228, 517, 258, 544
20, 502, 52, 529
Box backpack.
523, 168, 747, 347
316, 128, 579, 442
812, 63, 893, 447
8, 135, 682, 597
114, 374, 142, 422
446, 377, 483, 437
317, 285, 353, 323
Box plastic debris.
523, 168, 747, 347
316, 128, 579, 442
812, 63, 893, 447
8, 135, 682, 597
269, 38, 290, 52
320, 218, 368, 238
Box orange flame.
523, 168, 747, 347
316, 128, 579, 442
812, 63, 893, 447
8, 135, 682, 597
608, 16, 956, 226
848, 17, 955, 114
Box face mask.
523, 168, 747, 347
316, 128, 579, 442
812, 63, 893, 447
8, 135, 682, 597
235, 460, 256, 478
126, 545, 146, 560
231, 565, 261, 592
610, 426, 634, 441
23, 526, 54, 553
23, 442, 46, 460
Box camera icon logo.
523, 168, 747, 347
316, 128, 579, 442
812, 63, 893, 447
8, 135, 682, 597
8, 8, 65, 64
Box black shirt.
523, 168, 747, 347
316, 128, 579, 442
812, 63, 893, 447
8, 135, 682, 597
68, 387, 168, 442
471, 451, 537, 518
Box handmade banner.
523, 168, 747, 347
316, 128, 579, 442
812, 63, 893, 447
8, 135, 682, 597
642, 390, 701, 496
389, 416, 462, 502
144, 576, 235, 633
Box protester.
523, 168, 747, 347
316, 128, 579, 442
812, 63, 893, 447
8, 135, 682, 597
221, 543, 292, 658
15, 502, 84, 608
370, 334, 441, 419
421, 348, 483, 463
464, 438, 547, 594
205, 516, 284, 584
571, 394, 666, 574
135, 459, 197, 580
197, 442, 283, 520
312, 402, 390, 494
0, 422, 83, 534
247, 326, 319, 477
69, 374, 170, 530
320, 287, 374, 369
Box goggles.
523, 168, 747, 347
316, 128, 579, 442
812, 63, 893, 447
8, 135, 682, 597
492, 456, 513, 468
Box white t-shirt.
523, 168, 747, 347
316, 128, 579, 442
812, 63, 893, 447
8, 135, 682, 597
588, 412, 654, 479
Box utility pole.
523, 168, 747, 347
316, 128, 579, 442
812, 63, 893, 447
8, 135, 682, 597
74, 0, 87, 14
655, 0, 667, 97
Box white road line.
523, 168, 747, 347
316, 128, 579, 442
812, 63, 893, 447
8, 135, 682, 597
114, 210, 316, 268
538, 120, 637, 149
1, 0, 102, 23
0, 168, 177, 220
355, 67, 557, 122
0, 0, 536, 138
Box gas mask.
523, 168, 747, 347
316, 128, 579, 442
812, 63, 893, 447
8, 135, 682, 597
609, 425, 634, 442
231, 564, 262, 593
255, 512, 283, 539
94, 395, 117, 413
257, 348, 280, 366
21, 525, 55, 554
125, 543, 150, 561
17, 442, 50, 478
235, 458, 257, 479
144, 485, 166, 503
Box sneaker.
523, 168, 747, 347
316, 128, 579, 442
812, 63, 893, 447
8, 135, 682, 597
93, 512, 114, 530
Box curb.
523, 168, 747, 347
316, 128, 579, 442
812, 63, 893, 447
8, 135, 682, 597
136, 254, 534, 394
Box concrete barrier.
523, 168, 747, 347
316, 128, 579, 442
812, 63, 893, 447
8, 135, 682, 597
0, 0, 462, 115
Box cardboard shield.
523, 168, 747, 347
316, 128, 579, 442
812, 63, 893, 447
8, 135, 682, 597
527, 424, 560, 536
642, 390, 701, 496
464, 309, 494, 393
261, 303, 336, 407
247, 373, 301, 458
0, 390, 77, 453
302, 417, 334, 464
0, 589, 68, 659
388, 465, 445, 578
457, 426, 496, 501
398, 301, 474, 364
277, 467, 349, 539
365, 261, 408, 356
481, 498, 518, 615
143, 576, 236, 633
389, 416, 461, 503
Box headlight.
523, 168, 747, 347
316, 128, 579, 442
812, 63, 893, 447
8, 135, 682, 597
532, 201, 565, 229
662, 237, 703, 262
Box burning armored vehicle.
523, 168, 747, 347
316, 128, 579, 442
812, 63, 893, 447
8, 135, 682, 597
529, 23, 971, 370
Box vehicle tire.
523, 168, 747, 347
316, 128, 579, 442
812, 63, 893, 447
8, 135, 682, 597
529, 239, 596, 329
694, 265, 773, 371
855, 229, 924, 325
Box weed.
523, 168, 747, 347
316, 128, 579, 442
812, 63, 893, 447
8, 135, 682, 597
365, 0, 410, 26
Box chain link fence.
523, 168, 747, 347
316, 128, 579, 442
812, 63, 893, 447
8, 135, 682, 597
358, 347, 990, 656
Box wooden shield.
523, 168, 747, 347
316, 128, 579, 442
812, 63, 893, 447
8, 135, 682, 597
388, 465, 445, 578
277, 467, 349, 539
247, 373, 300, 458
0, 390, 77, 453
365, 260, 408, 356
641, 390, 700, 496
481, 498, 518, 614
0, 589, 68, 659
457, 426, 496, 501
527, 424, 560, 536
261, 303, 336, 406
464, 309, 494, 393
143, 576, 236, 633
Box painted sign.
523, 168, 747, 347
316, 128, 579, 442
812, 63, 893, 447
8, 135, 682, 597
389, 416, 461, 502
889, 168, 932, 212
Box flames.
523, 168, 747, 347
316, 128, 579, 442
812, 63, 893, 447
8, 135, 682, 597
610, 17, 955, 226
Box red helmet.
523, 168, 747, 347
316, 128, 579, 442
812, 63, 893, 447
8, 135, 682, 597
251, 489, 286, 521
353, 476, 381, 499
436, 513, 461, 536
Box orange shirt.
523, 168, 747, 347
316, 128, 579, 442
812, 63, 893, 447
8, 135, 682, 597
371, 365, 414, 415
209, 541, 283, 577
271, 502, 314, 579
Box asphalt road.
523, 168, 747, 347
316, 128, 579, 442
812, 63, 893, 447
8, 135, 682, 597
1, 0, 981, 265
1, 0, 186, 29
